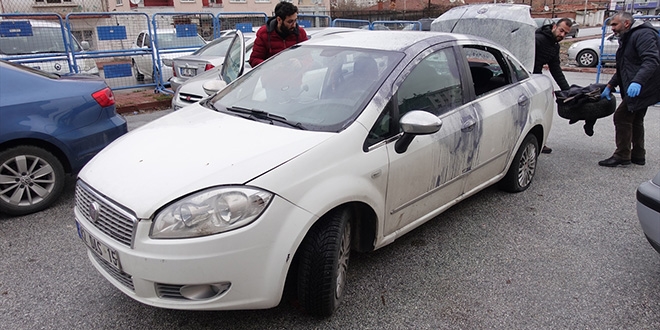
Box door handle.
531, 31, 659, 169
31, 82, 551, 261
461, 119, 476, 132
518, 95, 530, 107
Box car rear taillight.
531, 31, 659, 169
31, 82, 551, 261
205, 63, 215, 71
92, 87, 115, 108
172, 66, 177, 77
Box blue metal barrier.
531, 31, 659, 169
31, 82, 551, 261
218, 12, 268, 32
331, 18, 371, 29
66, 12, 153, 91
298, 14, 332, 28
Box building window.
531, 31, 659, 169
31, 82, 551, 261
116, 0, 123, 5
255, 0, 270, 3
229, 0, 247, 2
180, 0, 196, 2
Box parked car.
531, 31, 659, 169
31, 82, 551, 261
568, 18, 659, 67
169, 30, 256, 92
75, 29, 554, 316
567, 33, 619, 67
0, 20, 99, 75
637, 171, 660, 254
534, 17, 552, 28
0, 60, 127, 216
171, 27, 359, 110
552, 18, 579, 38
131, 28, 206, 84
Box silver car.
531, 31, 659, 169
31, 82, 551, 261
169, 30, 255, 91
567, 33, 619, 67
131, 28, 206, 84
567, 19, 659, 67
637, 171, 660, 254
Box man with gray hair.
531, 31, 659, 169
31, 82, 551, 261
598, 11, 660, 167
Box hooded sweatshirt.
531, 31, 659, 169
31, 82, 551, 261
607, 20, 660, 112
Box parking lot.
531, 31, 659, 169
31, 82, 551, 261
1, 71, 659, 329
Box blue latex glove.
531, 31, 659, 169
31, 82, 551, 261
601, 86, 611, 100
627, 82, 641, 97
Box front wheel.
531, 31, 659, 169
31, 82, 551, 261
576, 49, 598, 67
0, 146, 65, 216
499, 134, 538, 193
132, 60, 145, 82
297, 208, 352, 318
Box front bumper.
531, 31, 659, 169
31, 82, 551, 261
637, 178, 660, 254
75, 195, 316, 310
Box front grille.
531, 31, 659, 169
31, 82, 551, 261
91, 252, 135, 291
177, 92, 204, 105
75, 180, 137, 247
156, 283, 186, 300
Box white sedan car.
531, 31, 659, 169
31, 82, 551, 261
75, 30, 554, 317
131, 28, 206, 84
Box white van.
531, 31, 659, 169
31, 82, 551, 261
0, 20, 99, 75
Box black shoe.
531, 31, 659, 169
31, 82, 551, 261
598, 156, 631, 167
541, 146, 552, 154
631, 158, 646, 165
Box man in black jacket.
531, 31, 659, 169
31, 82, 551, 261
534, 18, 573, 154
598, 12, 660, 167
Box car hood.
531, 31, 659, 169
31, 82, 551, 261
79, 104, 333, 218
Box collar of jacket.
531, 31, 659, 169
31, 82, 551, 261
537, 25, 558, 44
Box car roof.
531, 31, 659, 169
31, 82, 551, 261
300, 30, 479, 52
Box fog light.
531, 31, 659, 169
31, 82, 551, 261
179, 282, 231, 300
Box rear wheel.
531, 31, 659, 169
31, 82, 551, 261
499, 134, 538, 193
0, 146, 65, 216
297, 208, 352, 318
576, 50, 598, 67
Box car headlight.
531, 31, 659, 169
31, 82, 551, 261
151, 186, 273, 239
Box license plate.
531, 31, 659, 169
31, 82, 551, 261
76, 221, 122, 271
181, 68, 196, 77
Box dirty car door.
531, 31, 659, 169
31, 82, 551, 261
381, 45, 476, 236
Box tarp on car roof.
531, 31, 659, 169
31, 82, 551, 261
431, 4, 536, 72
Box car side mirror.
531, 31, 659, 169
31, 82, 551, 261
80, 41, 90, 51
203, 79, 227, 96
394, 110, 443, 154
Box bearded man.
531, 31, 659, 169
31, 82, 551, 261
249, 1, 308, 68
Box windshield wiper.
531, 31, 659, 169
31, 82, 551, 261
226, 105, 306, 130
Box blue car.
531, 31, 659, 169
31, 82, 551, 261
0, 60, 127, 216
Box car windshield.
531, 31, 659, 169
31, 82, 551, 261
208, 45, 403, 132
156, 34, 206, 49
0, 26, 81, 55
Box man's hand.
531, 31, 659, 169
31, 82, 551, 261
601, 86, 611, 100
627, 82, 641, 97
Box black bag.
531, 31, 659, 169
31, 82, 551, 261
555, 84, 616, 121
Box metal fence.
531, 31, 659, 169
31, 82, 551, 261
2, 10, 448, 96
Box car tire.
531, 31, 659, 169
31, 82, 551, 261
297, 208, 352, 317
577, 49, 598, 67
0, 146, 65, 216
132, 60, 145, 82
499, 134, 538, 193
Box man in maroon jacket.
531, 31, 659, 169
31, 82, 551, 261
249, 1, 308, 68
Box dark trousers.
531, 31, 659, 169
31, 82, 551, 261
613, 99, 647, 160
